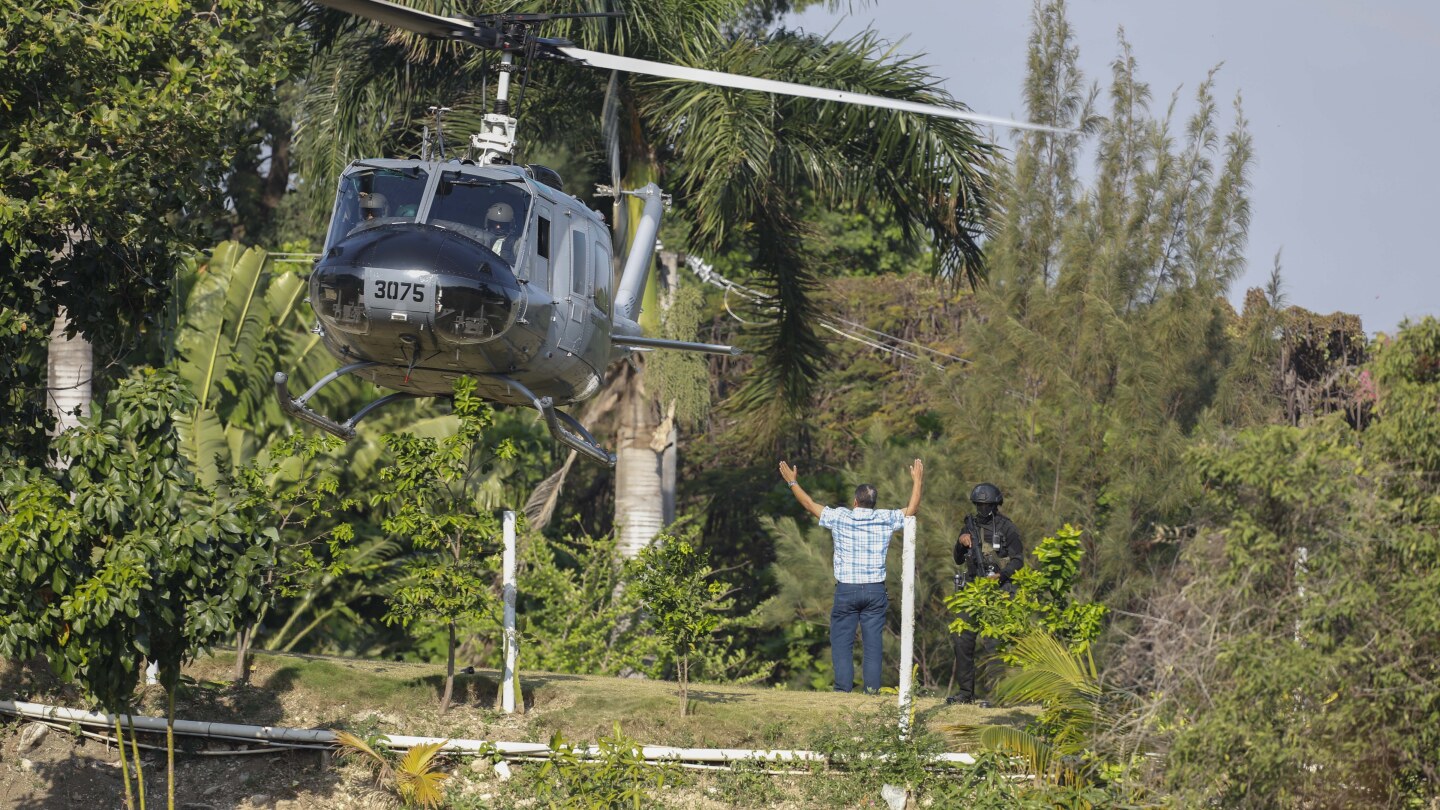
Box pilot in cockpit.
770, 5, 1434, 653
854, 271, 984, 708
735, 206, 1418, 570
484, 202, 518, 260
359, 191, 389, 221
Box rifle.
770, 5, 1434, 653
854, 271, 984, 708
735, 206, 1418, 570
955, 514, 993, 589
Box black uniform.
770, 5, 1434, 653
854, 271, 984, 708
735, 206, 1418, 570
952, 511, 1024, 702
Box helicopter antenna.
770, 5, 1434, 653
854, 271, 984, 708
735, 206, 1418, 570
428, 106, 452, 160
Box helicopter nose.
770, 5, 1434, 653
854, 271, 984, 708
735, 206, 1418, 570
311, 224, 521, 346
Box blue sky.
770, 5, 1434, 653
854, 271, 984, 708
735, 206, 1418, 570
787, 0, 1440, 334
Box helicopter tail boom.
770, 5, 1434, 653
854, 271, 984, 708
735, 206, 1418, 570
611, 335, 740, 356
613, 183, 666, 324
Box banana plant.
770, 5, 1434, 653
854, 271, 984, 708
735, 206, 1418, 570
169, 242, 334, 484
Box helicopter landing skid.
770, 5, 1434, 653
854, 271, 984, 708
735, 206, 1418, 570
486, 374, 617, 467
274, 362, 417, 441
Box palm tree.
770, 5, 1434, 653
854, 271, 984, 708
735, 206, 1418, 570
294, 0, 997, 555
946, 629, 1113, 787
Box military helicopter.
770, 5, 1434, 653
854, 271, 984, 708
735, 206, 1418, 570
278, 0, 1063, 465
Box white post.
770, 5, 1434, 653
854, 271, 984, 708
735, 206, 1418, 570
501, 510, 518, 714
898, 516, 916, 737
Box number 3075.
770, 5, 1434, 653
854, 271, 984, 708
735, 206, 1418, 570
373, 279, 425, 303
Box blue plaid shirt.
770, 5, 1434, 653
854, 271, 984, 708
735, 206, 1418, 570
819, 506, 907, 584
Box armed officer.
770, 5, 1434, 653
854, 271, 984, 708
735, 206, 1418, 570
947, 482, 1024, 706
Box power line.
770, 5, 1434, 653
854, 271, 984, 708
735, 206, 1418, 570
682, 254, 969, 367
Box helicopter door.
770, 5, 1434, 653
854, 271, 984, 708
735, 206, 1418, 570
591, 223, 612, 319
588, 224, 613, 355
557, 217, 592, 355
529, 203, 551, 289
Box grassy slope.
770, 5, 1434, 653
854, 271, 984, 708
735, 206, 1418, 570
174, 651, 1033, 752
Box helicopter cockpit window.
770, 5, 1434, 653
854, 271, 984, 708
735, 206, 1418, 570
428, 172, 532, 264
326, 168, 428, 248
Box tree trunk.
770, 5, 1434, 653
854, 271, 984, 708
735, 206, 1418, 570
441, 619, 456, 714
614, 362, 668, 559
233, 626, 253, 685
613, 250, 683, 559
47, 305, 92, 463
678, 654, 689, 717
167, 688, 176, 810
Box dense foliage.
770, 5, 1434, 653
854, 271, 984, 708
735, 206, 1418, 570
0, 370, 275, 706
370, 378, 515, 713
0, 0, 302, 461
946, 525, 1106, 662
4, 0, 1438, 806
1125, 318, 1440, 807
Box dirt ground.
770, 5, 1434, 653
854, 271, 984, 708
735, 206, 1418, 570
0, 725, 367, 810
0, 657, 470, 809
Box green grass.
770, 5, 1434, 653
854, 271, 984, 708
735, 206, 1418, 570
1, 653, 1046, 808
174, 650, 1032, 752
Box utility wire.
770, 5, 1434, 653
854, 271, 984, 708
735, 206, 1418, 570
683, 254, 969, 367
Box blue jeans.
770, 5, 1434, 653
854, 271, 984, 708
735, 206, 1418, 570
830, 582, 888, 692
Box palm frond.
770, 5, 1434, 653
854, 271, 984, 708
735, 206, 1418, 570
333, 730, 396, 788
395, 741, 450, 809
992, 630, 1102, 709
524, 450, 577, 532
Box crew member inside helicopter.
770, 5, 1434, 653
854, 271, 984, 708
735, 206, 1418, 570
359, 191, 389, 221
483, 202, 519, 261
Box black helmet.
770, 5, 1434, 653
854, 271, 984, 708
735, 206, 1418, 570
970, 483, 1003, 505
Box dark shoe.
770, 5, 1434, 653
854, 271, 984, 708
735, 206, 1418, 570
945, 695, 974, 705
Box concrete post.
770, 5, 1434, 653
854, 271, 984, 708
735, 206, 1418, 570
501, 510, 518, 714
898, 516, 916, 736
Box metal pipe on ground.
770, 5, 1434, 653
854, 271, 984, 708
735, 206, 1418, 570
0, 699, 978, 766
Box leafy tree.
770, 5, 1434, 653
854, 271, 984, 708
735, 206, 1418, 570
949, 629, 1147, 800
931, 0, 1257, 603
1124, 319, 1440, 807
0, 0, 302, 463
945, 525, 1107, 663
630, 528, 766, 715
166, 242, 322, 485
0, 369, 278, 806
370, 377, 516, 713
506, 530, 661, 677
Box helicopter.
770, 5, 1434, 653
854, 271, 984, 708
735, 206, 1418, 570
278, 0, 1063, 466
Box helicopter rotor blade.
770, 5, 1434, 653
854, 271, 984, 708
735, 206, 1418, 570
311, 0, 1069, 133
310, 0, 479, 40
558, 47, 1070, 134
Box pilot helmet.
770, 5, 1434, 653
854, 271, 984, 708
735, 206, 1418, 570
358, 191, 389, 218
485, 202, 516, 234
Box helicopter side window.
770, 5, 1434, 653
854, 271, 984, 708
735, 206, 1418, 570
327, 168, 428, 248
593, 240, 612, 316
428, 173, 532, 264
570, 229, 588, 296
536, 217, 550, 259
